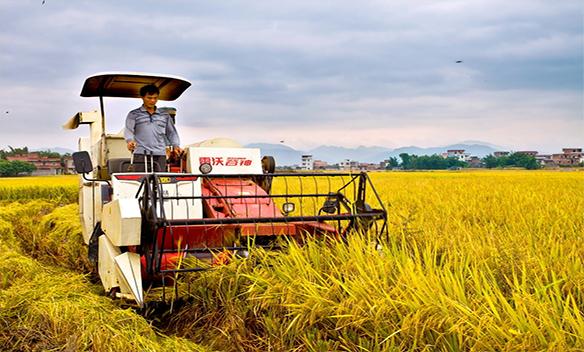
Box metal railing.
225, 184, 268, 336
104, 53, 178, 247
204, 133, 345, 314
136, 172, 388, 275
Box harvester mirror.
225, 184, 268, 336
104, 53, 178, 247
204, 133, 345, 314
262, 156, 275, 174
72, 151, 93, 174
282, 202, 295, 215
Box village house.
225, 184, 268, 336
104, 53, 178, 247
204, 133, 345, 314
63, 156, 76, 174
441, 149, 470, 162
535, 154, 554, 166
467, 156, 483, 168
6, 153, 64, 176
358, 162, 379, 171
312, 160, 328, 170
552, 148, 584, 166
339, 159, 359, 171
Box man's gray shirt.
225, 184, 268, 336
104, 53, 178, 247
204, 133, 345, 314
124, 106, 180, 156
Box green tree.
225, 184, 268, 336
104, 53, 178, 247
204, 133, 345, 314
12, 160, 36, 175
482, 153, 539, 170
497, 155, 510, 167
483, 154, 498, 168
399, 153, 413, 169
38, 150, 61, 158
7, 146, 29, 156
386, 157, 399, 169
0, 160, 36, 176
446, 157, 467, 168
0, 160, 14, 176
397, 153, 467, 170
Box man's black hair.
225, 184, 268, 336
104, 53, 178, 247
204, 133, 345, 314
140, 84, 160, 97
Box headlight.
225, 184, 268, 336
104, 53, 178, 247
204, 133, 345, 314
282, 202, 295, 215
199, 162, 212, 174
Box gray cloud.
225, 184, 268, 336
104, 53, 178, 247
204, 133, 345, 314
0, 0, 581, 153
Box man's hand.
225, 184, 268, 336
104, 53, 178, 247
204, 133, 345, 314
173, 146, 183, 156
127, 141, 136, 152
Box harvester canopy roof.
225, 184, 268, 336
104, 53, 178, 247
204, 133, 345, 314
80, 72, 191, 101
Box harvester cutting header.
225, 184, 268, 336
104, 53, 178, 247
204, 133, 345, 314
65, 72, 388, 306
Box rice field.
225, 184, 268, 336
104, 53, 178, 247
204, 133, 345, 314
0, 170, 582, 351
0, 175, 78, 202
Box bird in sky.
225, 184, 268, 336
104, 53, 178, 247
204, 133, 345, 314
456, 60, 463, 63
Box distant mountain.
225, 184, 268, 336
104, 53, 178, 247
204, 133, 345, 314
245, 143, 304, 166
309, 145, 392, 164
457, 140, 506, 150
247, 142, 502, 166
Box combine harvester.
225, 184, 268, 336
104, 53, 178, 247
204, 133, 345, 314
64, 72, 388, 306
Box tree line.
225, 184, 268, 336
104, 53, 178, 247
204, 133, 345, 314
385, 154, 467, 170
482, 153, 539, 170
386, 152, 539, 170
0, 146, 62, 160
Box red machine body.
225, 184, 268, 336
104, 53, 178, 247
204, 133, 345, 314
135, 175, 339, 279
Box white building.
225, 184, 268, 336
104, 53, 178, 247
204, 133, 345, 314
441, 149, 470, 162
301, 154, 314, 170
339, 159, 359, 171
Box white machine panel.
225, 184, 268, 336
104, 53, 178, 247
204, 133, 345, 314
111, 173, 203, 220
114, 252, 143, 306
187, 147, 262, 175
79, 137, 91, 153
98, 235, 121, 292
104, 135, 132, 160
111, 175, 144, 200
79, 181, 105, 244
101, 199, 141, 246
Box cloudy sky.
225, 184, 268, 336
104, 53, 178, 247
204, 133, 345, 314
0, 0, 581, 153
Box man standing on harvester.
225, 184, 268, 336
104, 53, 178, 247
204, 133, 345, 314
124, 84, 182, 171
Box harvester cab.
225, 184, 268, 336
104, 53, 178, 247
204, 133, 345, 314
65, 72, 388, 307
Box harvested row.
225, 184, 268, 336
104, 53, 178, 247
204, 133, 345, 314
0, 245, 208, 352
0, 200, 90, 271
0, 201, 209, 352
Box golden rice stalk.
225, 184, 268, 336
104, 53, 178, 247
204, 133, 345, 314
0, 244, 209, 352
162, 170, 584, 351
0, 175, 77, 202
